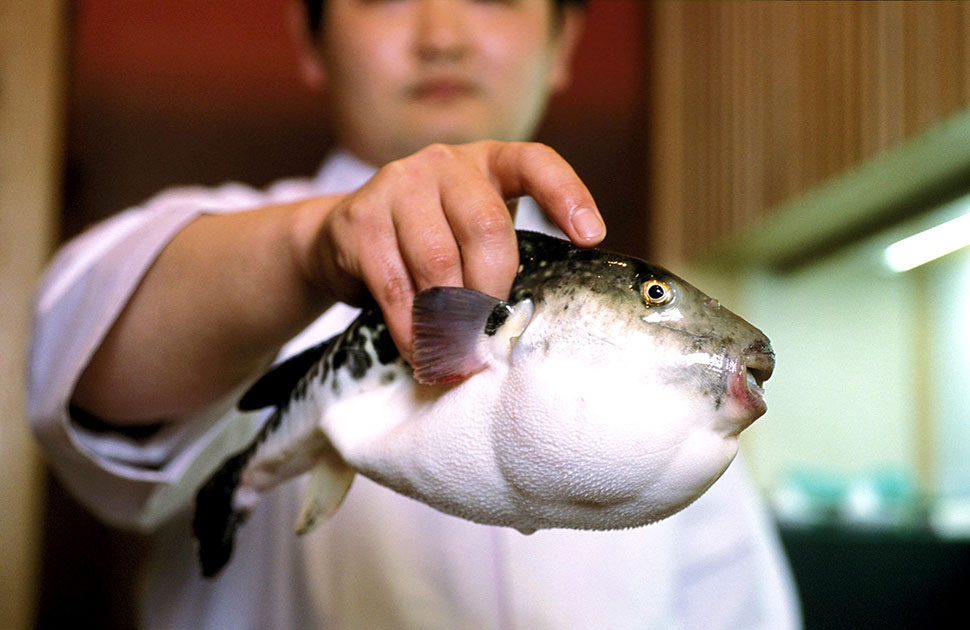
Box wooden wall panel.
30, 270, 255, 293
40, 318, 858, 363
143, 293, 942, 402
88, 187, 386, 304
0, 1, 66, 628
646, 1, 970, 264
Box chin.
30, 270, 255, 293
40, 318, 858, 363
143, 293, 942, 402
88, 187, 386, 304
397, 112, 505, 150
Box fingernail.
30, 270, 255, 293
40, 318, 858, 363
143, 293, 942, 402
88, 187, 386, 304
571, 207, 605, 241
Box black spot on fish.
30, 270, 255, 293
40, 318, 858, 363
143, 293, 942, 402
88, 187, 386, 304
484, 304, 512, 336
331, 347, 349, 373
331, 339, 373, 379
689, 337, 707, 353
510, 286, 534, 305
373, 323, 399, 366
289, 360, 325, 407
380, 371, 397, 385
747, 338, 771, 355
349, 349, 372, 379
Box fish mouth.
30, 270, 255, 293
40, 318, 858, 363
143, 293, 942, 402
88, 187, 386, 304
726, 340, 775, 429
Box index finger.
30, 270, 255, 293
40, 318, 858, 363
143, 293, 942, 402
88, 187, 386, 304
485, 141, 606, 246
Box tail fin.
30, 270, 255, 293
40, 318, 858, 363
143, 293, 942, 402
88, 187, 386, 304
192, 447, 253, 577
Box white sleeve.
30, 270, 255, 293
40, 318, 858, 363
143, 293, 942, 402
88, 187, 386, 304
26, 185, 272, 531
671, 457, 803, 629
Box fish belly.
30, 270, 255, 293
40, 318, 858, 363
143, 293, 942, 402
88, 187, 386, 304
325, 366, 519, 527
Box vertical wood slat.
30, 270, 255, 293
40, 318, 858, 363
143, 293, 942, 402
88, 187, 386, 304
0, 1, 66, 628
646, 1, 970, 264
647, 1, 685, 254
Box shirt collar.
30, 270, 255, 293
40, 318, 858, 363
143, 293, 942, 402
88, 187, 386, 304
312, 149, 379, 195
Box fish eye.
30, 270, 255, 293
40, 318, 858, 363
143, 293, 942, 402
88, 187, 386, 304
641, 279, 672, 306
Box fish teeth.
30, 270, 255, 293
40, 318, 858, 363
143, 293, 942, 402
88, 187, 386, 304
745, 370, 765, 396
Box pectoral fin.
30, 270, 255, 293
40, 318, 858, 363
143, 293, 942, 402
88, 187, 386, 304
412, 287, 532, 385
294, 451, 355, 535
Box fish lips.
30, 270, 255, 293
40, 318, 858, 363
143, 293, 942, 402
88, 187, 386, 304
725, 340, 775, 431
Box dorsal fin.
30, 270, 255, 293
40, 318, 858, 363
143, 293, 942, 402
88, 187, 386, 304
238, 337, 334, 410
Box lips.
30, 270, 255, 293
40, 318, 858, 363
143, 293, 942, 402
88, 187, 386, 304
408, 77, 479, 101
727, 339, 775, 424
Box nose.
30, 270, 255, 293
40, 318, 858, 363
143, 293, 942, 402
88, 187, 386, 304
746, 338, 772, 357
744, 337, 775, 383
414, 0, 468, 62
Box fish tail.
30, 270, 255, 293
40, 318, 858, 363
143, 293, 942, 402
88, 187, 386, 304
192, 446, 255, 578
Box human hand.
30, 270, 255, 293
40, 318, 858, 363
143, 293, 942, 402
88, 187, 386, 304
297, 141, 605, 360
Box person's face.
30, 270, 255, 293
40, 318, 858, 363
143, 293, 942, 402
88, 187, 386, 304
311, 0, 583, 165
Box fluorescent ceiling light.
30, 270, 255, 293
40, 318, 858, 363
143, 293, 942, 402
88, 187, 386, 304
884, 211, 970, 272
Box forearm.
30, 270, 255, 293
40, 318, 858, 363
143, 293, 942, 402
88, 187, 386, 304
69, 141, 605, 427
72, 196, 339, 425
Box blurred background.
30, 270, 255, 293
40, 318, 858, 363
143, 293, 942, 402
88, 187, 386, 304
3, 1, 970, 628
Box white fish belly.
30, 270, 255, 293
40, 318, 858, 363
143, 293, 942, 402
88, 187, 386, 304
324, 366, 520, 525
492, 345, 738, 530
322, 333, 739, 533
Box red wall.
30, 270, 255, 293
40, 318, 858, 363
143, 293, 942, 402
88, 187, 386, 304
64, 0, 649, 255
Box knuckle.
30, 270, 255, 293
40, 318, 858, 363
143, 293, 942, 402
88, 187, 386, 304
333, 197, 372, 228
416, 142, 456, 163
467, 202, 514, 241
377, 159, 407, 180
377, 274, 412, 309
419, 244, 461, 281
380, 152, 438, 188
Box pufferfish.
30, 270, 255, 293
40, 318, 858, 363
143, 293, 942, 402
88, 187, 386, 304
193, 230, 775, 577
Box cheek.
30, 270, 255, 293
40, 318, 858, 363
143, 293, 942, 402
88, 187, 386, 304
476, 18, 559, 93
324, 19, 410, 102
490, 49, 553, 101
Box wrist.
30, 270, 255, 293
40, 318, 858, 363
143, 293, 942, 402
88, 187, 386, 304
286, 194, 346, 309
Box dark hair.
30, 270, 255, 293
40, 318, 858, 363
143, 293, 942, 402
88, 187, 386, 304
304, 0, 586, 36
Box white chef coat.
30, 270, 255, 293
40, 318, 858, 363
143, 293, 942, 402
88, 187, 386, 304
27, 151, 802, 629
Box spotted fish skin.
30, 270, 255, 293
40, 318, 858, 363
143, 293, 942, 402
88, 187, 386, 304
193, 310, 405, 577
193, 230, 775, 577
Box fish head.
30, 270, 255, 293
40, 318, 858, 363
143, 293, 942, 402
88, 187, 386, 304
514, 237, 774, 435
629, 264, 775, 434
